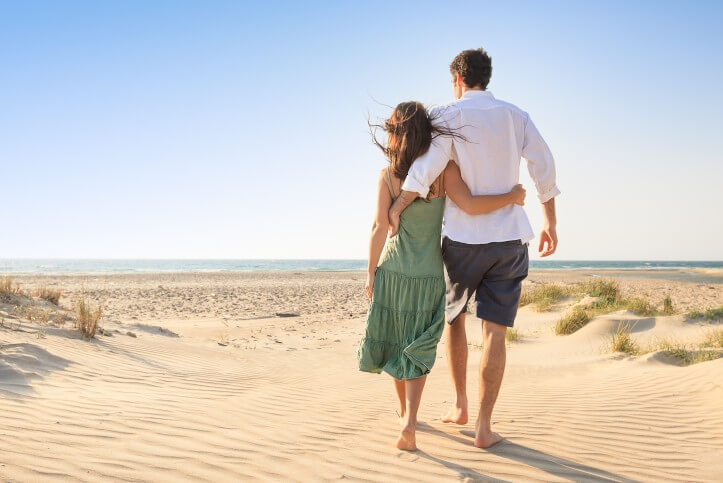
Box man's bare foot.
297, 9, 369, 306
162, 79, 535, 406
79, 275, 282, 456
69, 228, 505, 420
441, 405, 468, 425
396, 425, 417, 451
474, 430, 503, 449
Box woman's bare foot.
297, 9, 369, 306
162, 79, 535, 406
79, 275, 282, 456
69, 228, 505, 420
441, 405, 468, 425
474, 430, 503, 449
396, 424, 417, 451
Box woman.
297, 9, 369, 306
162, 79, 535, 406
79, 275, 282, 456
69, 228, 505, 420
357, 101, 525, 451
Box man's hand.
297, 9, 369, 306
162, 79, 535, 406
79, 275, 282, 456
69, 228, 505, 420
388, 209, 400, 237
387, 190, 419, 237
511, 184, 526, 206
538, 225, 557, 257
538, 197, 557, 257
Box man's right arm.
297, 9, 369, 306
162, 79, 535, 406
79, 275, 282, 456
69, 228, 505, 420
539, 197, 557, 257
388, 107, 457, 236
522, 114, 560, 257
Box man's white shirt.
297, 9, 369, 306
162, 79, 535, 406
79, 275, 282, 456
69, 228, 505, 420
401, 90, 560, 245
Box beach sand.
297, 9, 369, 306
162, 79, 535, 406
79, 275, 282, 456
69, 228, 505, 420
1, 270, 722, 481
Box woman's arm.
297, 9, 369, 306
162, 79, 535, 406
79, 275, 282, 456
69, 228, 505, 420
365, 170, 393, 299
444, 161, 525, 215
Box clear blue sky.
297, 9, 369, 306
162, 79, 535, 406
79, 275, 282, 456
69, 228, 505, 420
1, 0, 721, 260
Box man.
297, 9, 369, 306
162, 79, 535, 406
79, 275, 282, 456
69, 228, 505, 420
388, 48, 560, 449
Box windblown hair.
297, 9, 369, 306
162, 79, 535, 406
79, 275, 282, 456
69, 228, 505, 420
369, 102, 464, 198
450, 48, 492, 90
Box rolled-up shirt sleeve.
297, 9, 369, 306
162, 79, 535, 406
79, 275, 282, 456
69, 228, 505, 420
522, 115, 561, 203
401, 106, 456, 198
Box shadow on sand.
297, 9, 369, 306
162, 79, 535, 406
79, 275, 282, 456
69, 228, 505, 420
416, 422, 635, 483
0, 342, 73, 397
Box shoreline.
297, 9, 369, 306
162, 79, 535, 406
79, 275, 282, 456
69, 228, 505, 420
4, 268, 722, 284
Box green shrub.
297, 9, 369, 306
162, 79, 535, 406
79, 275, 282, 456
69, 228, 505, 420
624, 298, 658, 317
581, 278, 620, 303
688, 306, 723, 321
653, 339, 721, 365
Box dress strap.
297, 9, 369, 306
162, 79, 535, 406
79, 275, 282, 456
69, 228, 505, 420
386, 167, 398, 199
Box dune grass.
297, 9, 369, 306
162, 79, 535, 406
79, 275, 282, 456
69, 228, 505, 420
620, 297, 658, 317
75, 296, 102, 338
522, 279, 621, 315
506, 328, 522, 343
519, 283, 574, 311
34, 286, 62, 305
652, 339, 721, 365
586, 296, 656, 317
580, 278, 620, 302
701, 328, 723, 349
605, 335, 723, 365
687, 306, 723, 321
555, 306, 591, 335
609, 323, 639, 355
553, 279, 670, 335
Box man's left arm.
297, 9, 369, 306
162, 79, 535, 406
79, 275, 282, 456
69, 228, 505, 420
522, 115, 560, 256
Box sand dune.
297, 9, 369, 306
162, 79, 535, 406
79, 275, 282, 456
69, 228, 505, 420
1, 271, 722, 481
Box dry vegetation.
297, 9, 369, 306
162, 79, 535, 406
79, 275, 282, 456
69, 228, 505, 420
0, 277, 93, 335
34, 286, 62, 305
506, 328, 522, 343
0, 276, 25, 298
662, 296, 674, 315
701, 328, 723, 348
75, 296, 102, 338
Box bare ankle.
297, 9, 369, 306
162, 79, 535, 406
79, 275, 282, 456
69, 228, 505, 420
475, 419, 491, 434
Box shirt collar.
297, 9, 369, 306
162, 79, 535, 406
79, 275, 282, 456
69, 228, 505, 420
462, 89, 494, 99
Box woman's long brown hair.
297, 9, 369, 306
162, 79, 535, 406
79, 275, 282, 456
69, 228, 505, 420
370, 101, 465, 199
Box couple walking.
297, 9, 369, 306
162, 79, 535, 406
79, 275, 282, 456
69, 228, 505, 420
357, 48, 560, 451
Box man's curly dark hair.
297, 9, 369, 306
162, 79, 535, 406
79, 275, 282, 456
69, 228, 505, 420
449, 48, 493, 90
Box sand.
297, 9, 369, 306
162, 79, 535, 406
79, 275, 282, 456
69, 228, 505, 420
1, 270, 722, 482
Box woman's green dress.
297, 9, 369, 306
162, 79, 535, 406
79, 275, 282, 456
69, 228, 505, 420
357, 169, 446, 380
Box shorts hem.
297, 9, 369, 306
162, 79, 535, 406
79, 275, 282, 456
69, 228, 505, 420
445, 306, 467, 325
475, 310, 515, 328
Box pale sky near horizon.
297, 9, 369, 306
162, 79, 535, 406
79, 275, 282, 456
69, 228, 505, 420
2, 1, 722, 260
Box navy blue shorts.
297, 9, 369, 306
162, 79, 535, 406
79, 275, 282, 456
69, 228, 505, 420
442, 237, 529, 328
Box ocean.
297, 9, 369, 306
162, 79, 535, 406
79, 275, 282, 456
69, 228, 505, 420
0, 259, 721, 274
